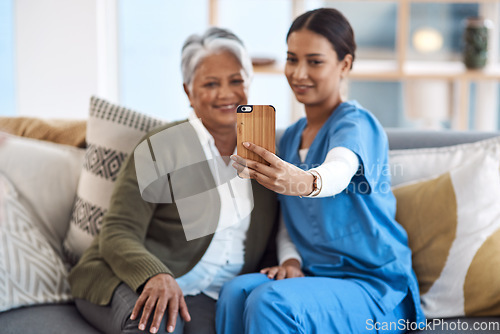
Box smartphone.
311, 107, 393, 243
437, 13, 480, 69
237, 105, 276, 165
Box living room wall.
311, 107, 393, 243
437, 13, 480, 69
1, 0, 499, 131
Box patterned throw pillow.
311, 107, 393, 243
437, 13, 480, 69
0, 134, 85, 257
0, 173, 72, 312
393, 154, 500, 318
62, 97, 164, 265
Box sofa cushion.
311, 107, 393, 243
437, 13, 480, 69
0, 304, 101, 334
0, 133, 85, 255
393, 153, 500, 319
62, 96, 165, 265
0, 173, 72, 312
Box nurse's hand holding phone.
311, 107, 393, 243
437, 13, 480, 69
231, 141, 315, 197
234, 104, 315, 197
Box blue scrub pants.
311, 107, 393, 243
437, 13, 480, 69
216, 273, 415, 334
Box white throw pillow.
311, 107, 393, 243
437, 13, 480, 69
0, 133, 85, 256
63, 96, 165, 264
0, 173, 72, 312
389, 135, 500, 186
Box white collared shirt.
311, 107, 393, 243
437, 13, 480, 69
175, 113, 252, 299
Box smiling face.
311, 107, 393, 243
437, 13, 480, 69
285, 29, 352, 111
185, 50, 248, 132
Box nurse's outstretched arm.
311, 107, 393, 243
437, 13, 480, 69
231, 142, 359, 197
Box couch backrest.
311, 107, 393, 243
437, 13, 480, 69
277, 128, 500, 151
385, 128, 500, 150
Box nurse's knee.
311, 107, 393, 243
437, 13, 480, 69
219, 273, 268, 304
244, 280, 295, 318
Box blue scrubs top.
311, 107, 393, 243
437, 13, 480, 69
278, 101, 425, 322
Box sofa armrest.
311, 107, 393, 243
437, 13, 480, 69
0, 117, 86, 148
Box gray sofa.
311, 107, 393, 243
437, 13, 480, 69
1, 128, 500, 334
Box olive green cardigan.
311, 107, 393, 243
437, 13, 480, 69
68, 120, 278, 305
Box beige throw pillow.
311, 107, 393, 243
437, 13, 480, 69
393, 154, 500, 318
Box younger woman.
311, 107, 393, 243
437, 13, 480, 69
217, 8, 425, 334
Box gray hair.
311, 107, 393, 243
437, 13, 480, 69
181, 27, 253, 90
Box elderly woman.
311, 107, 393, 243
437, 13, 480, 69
68, 27, 278, 334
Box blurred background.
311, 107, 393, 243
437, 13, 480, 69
1, 0, 499, 130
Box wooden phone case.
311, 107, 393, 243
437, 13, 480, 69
237, 105, 276, 164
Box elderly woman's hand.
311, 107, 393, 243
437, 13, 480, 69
231, 142, 315, 196
130, 273, 191, 333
